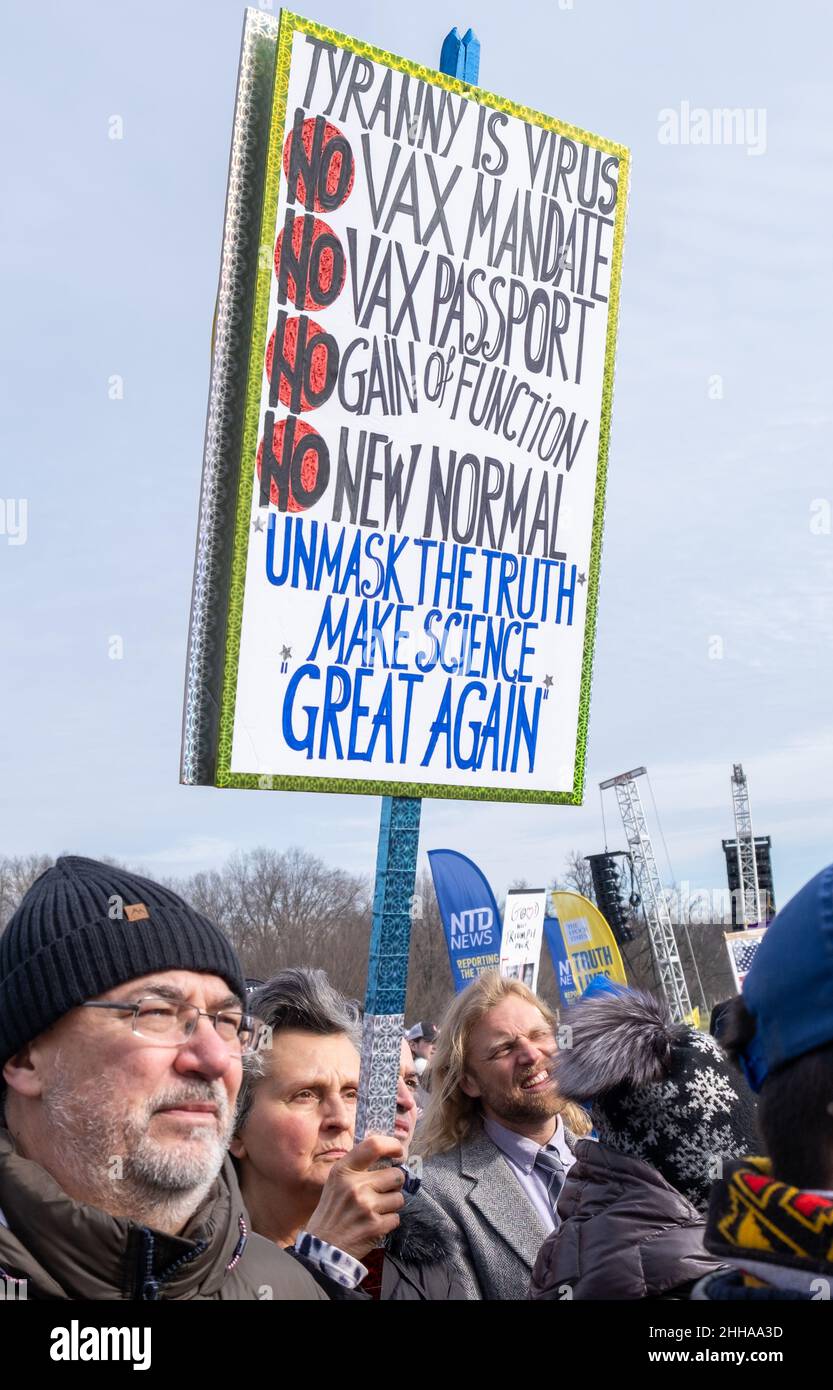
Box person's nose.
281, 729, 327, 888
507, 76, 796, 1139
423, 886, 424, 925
173, 1014, 235, 1081
515, 1037, 546, 1071
322, 1091, 355, 1136
396, 1077, 417, 1116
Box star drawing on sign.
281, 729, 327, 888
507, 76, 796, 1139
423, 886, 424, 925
252, 515, 265, 532
280, 645, 292, 673
543, 675, 553, 700
577, 572, 587, 585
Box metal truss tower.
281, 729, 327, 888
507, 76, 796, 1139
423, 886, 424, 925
601, 767, 693, 1022
730, 763, 762, 928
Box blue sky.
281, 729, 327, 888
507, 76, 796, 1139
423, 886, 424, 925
1, 0, 831, 912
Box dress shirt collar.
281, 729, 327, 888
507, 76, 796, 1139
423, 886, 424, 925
483, 1113, 569, 1174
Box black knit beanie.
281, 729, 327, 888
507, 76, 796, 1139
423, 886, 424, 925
554, 986, 760, 1212
0, 856, 247, 1067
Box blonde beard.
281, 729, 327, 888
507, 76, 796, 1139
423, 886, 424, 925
480, 1070, 563, 1126
491, 1087, 561, 1125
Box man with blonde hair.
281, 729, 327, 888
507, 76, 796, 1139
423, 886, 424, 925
418, 972, 589, 1300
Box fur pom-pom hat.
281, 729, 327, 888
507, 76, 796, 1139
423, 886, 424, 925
554, 986, 758, 1211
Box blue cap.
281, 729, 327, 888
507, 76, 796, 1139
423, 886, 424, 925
740, 863, 833, 1091
580, 975, 628, 1001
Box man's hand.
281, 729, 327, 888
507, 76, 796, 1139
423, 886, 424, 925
305, 1134, 407, 1261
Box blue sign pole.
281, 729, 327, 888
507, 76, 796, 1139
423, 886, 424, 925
355, 26, 481, 1140
439, 25, 481, 83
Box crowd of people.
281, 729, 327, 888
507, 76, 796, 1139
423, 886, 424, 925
0, 853, 831, 1301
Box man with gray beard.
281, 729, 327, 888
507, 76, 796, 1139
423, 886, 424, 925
0, 857, 326, 1300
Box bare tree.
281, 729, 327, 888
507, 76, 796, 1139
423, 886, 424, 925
177, 846, 371, 992
0, 854, 53, 931
552, 849, 595, 902
618, 929, 661, 996
610, 898, 736, 1020
0, 843, 737, 1037
404, 868, 454, 1026
673, 915, 736, 1017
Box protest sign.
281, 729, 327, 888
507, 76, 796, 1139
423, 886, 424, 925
545, 889, 627, 1005
182, 9, 629, 805
500, 888, 546, 991
428, 847, 501, 990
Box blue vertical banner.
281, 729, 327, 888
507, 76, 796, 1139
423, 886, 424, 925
428, 849, 502, 992
544, 910, 581, 1006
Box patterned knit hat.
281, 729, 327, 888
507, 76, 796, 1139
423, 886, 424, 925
0, 856, 246, 1067
554, 986, 759, 1211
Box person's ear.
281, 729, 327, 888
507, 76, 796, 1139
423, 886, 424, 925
229, 1134, 247, 1160
2, 1044, 44, 1100
459, 1070, 482, 1100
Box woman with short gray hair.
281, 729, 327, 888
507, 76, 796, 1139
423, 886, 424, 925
231, 968, 363, 1248
235, 968, 361, 1133
233, 966, 468, 1299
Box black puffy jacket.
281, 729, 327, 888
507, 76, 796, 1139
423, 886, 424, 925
299, 1191, 470, 1301
381, 1190, 469, 1299
529, 1139, 725, 1300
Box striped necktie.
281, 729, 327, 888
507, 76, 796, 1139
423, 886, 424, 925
533, 1146, 567, 1222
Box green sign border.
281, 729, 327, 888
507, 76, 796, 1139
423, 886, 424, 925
214, 9, 630, 805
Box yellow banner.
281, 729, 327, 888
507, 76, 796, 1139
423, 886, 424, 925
547, 890, 628, 1004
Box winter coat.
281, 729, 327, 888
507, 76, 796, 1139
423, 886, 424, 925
0, 1127, 327, 1301
294, 1192, 471, 1301
529, 1139, 724, 1300
381, 1189, 469, 1299
420, 1123, 580, 1300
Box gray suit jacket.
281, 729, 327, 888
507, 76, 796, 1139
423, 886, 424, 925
420, 1124, 574, 1300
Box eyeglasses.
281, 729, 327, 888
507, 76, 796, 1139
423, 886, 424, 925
80, 996, 265, 1055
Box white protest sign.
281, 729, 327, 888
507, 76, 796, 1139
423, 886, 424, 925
500, 888, 547, 992
188, 13, 629, 804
